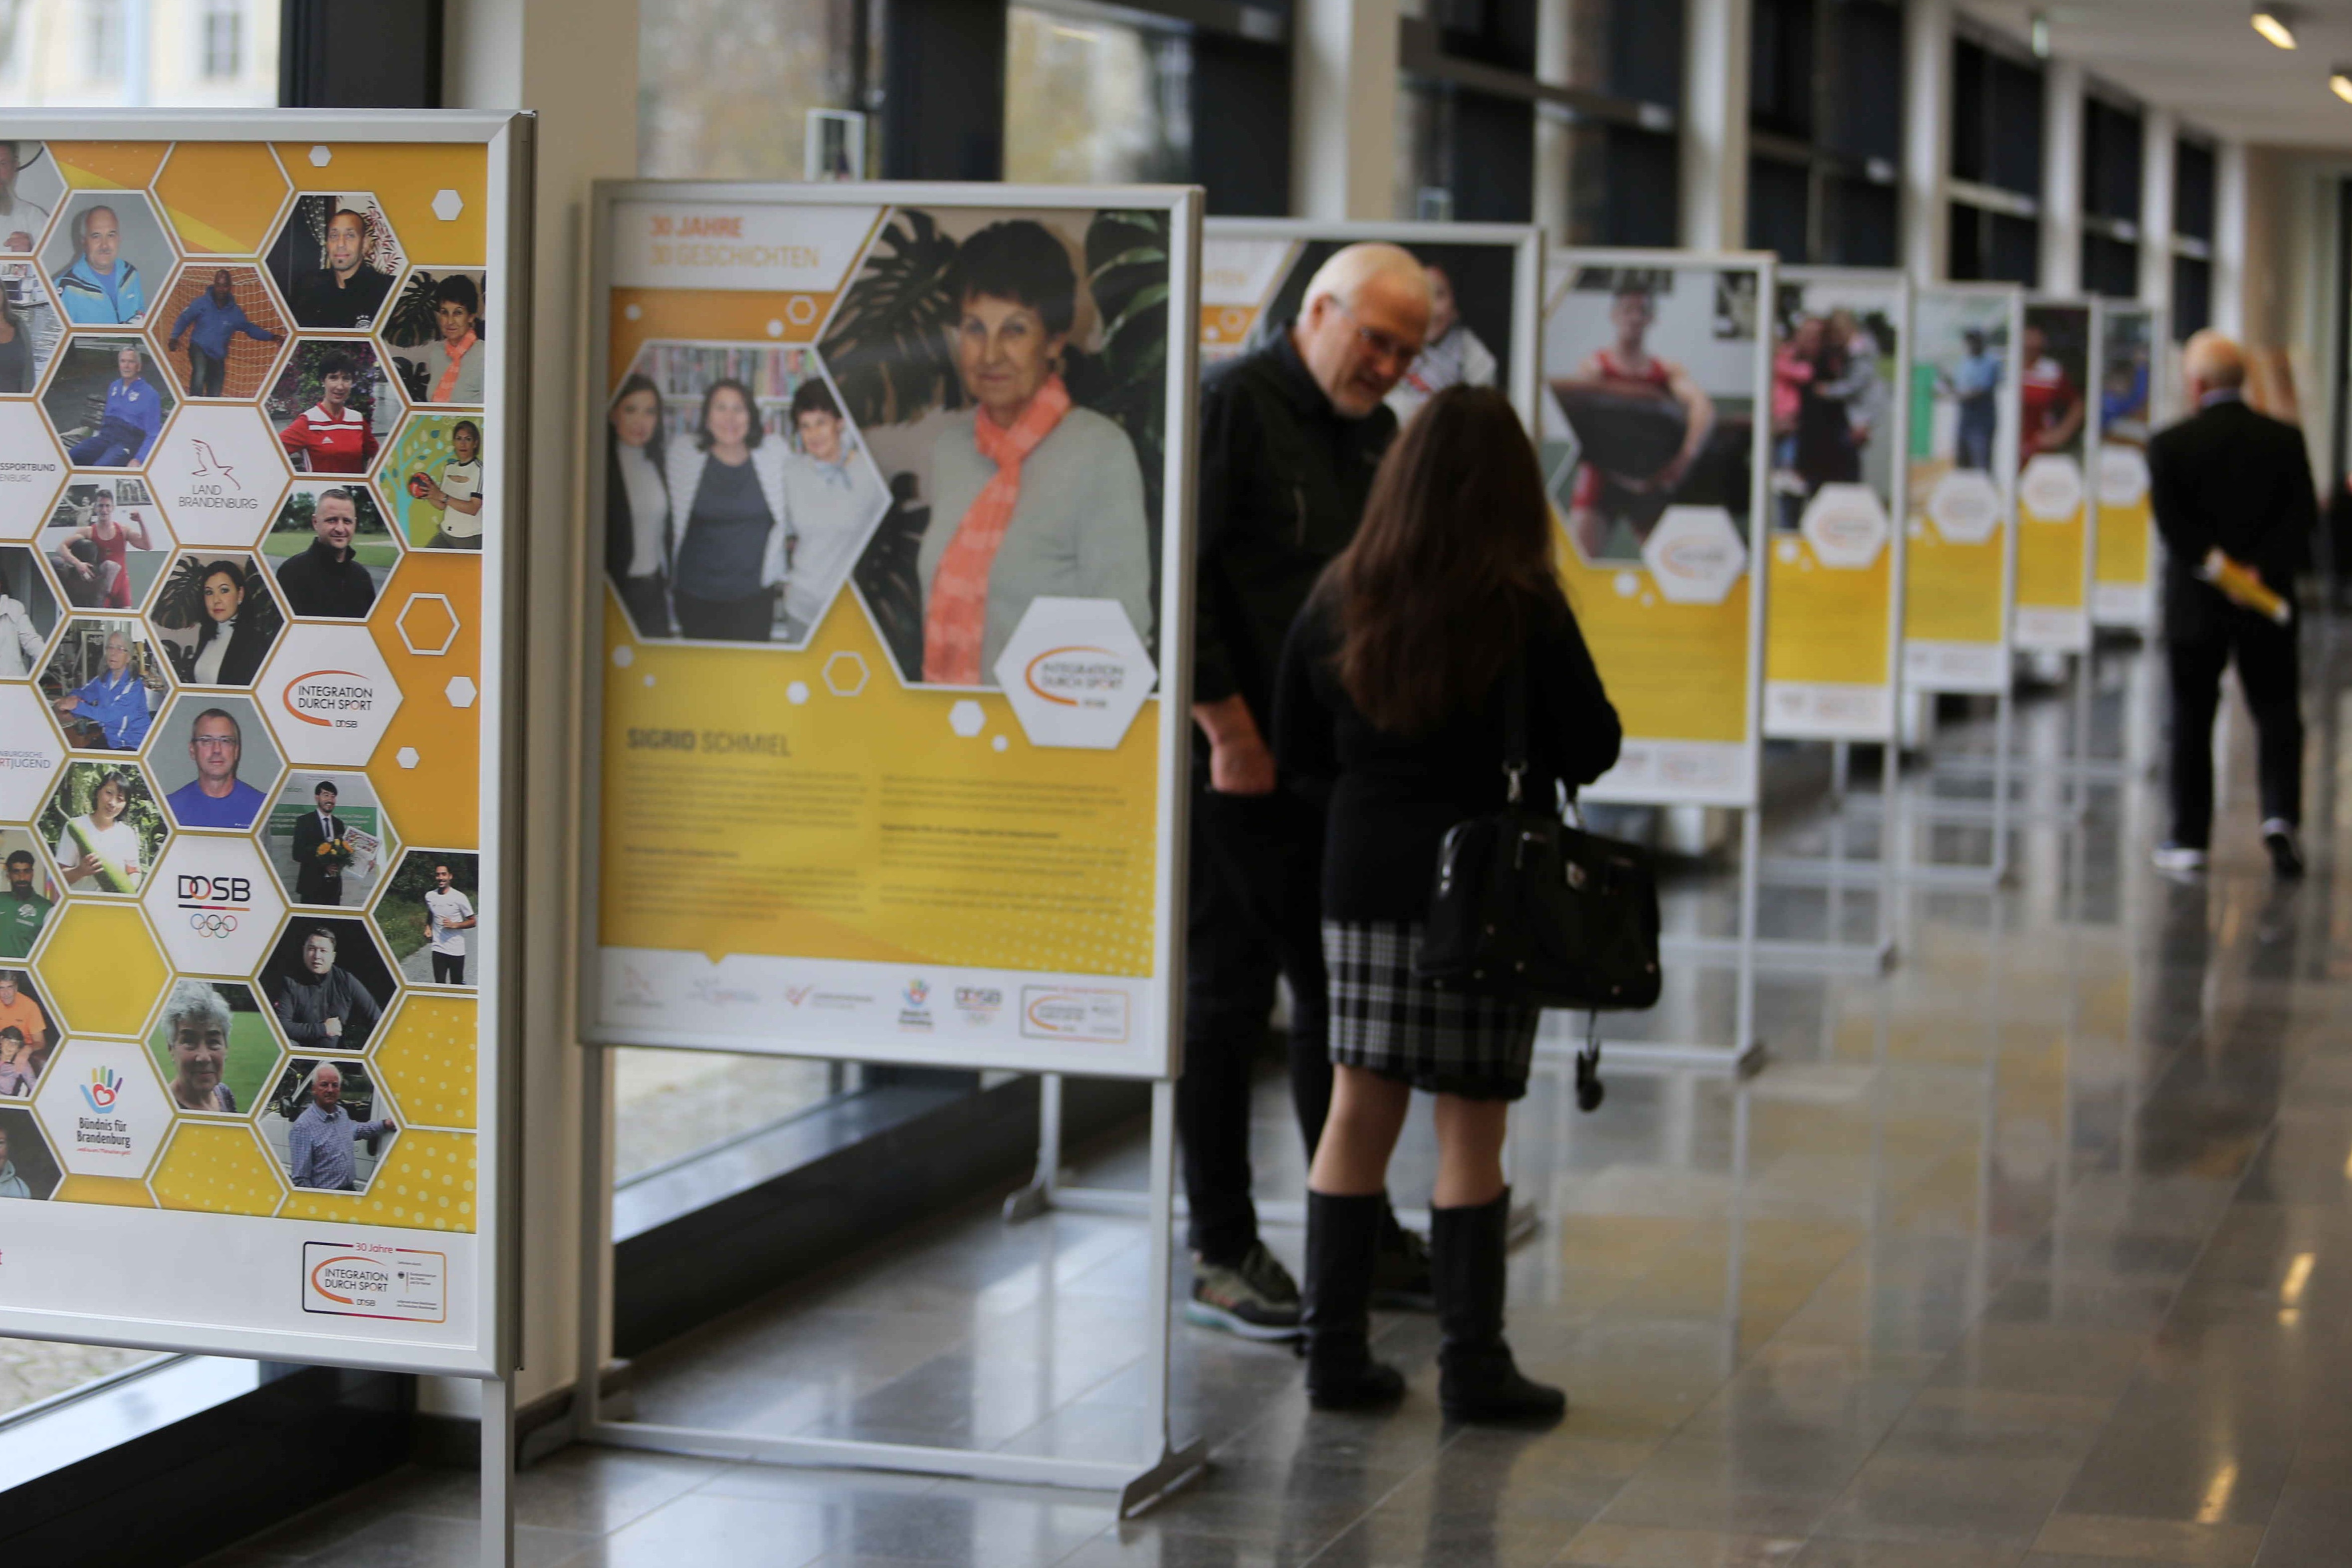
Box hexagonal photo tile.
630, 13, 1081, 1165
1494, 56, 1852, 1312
152, 141, 295, 260
378, 266, 487, 409
32, 1034, 172, 1180
264, 480, 398, 621
255, 621, 403, 768
149, 1117, 286, 1216
145, 402, 292, 551
268, 339, 403, 480
381, 412, 486, 552
42, 616, 169, 755
36, 759, 167, 897
151, 262, 292, 402
150, 553, 287, 690
147, 977, 285, 1117
258, 1055, 400, 1195
143, 832, 285, 979
0, 685, 64, 820
1798, 483, 1891, 571
0, 142, 67, 257
261, 771, 397, 911
0, 543, 61, 678
0, 262, 65, 395
0, 965, 58, 1099
38, 477, 174, 612
260, 916, 398, 1055
995, 597, 1158, 749
149, 692, 283, 833
38, 190, 175, 329
0, 828, 60, 965
370, 993, 474, 1130
0, 1103, 60, 1197
41, 337, 174, 469
0, 401, 67, 537
266, 194, 405, 334
611, 346, 886, 650
376, 850, 479, 989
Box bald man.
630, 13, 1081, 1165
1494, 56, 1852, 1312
1182, 243, 1433, 1339
2148, 330, 2318, 878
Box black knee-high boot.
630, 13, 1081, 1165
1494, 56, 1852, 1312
1432, 1188, 1565, 1423
1303, 1190, 1406, 1410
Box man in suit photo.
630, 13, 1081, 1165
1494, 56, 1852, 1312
2147, 330, 2318, 880
290, 780, 349, 906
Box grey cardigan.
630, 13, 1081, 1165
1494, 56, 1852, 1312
916, 405, 1154, 683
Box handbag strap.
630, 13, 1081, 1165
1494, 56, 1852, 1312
1501, 657, 1529, 804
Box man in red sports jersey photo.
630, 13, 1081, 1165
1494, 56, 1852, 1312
2018, 320, 2085, 466
278, 351, 380, 475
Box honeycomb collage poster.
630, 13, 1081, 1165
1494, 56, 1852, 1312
588, 190, 1195, 1074
0, 134, 505, 1358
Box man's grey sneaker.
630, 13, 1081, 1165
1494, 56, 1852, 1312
1371, 1215, 1435, 1312
2152, 843, 2208, 874
1186, 1240, 1302, 1340
2263, 819, 2305, 879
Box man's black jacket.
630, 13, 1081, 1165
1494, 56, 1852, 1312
2147, 394, 2317, 641
1193, 327, 1396, 730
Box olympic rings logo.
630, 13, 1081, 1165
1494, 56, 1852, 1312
188, 911, 240, 936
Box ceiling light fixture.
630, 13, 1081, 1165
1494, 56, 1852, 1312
2253, 4, 2299, 50
2333, 65, 2352, 103
2030, 10, 2051, 58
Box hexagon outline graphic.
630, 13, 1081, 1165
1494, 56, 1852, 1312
396, 592, 458, 656
1640, 506, 1749, 606
149, 260, 296, 405
823, 651, 869, 696
255, 621, 405, 769
151, 141, 298, 262
1797, 483, 1890, 571
1926, 469, 2003, 547
32, 1034, 174, 1181
141, 402, 292, 551
994, 597, 1158, 751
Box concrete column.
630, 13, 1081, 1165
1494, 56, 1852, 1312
2039, 58, 2084, 294
1900, 0, 1953, 285
2215, 138, 2248, 337
1533, 0, 1572, 244
2138, 107, 2175, 314
1290, 0, 1401, 220
436, 0, 640, 1418
1681, 0, 1750, 251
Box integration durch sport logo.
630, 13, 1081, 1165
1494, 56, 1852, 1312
282, 670, 378, 728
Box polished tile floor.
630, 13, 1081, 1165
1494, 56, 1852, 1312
207, 637, 2352, 1567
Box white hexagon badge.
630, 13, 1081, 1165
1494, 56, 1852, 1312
255, 623, 404, 767
1640, 506, 1748, 606
1797, 483, 1890, 571
948, 699, 986, 738
1927, 470, 2002, 546
993, 597, 1158, 751
0, 402, 66, 540
34, 1036, 171, 1178
2020, 453, 2085, 522
2098, 446, 2150, 507
0, 686, 65, 820
146, 404, 288, 549
142, 834, 286, 977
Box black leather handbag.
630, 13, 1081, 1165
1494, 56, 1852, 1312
1413, 665, 1661, 1108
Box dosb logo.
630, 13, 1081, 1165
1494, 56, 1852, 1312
178, 874, 252, 936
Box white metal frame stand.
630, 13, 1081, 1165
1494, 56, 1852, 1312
572, 1045, 1207, 1516
480, 1376, 515, 1568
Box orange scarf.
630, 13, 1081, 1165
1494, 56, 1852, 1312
433, 331, 477, 402
922, 376, 1071, 684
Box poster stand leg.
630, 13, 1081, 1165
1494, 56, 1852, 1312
480, 1372, 514, 1568
1742, 739, 1901, 974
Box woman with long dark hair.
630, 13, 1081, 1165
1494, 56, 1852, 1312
1273, 386, 1621, 1422
183, 559, 271, 686
605, 373, 671, 637
665, 377, 792, 642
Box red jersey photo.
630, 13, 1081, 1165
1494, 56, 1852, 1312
280, 403, 379, 474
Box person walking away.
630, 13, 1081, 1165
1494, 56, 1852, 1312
2148, 330, 2317, 879
1273, 386, 1621, 1420
1183, 243, 1433, 1338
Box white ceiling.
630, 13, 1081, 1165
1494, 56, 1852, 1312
1958, 0, 2352, 148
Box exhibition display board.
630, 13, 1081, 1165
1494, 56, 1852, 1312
2093, 300, 2163, 630
1542, 251, 1771, 807
1198, 219, 1542, 427
1903, 285, 2022, 694
579, 184, 1201, 1083
0, 114, 526, 1388
1761, 269, 1908, 741
2013, 298, 2101, 653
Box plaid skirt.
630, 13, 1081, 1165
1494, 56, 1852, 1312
1323, 920, 1538, 1101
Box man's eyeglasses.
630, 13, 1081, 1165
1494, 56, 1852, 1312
1336, 303, 1422, 372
